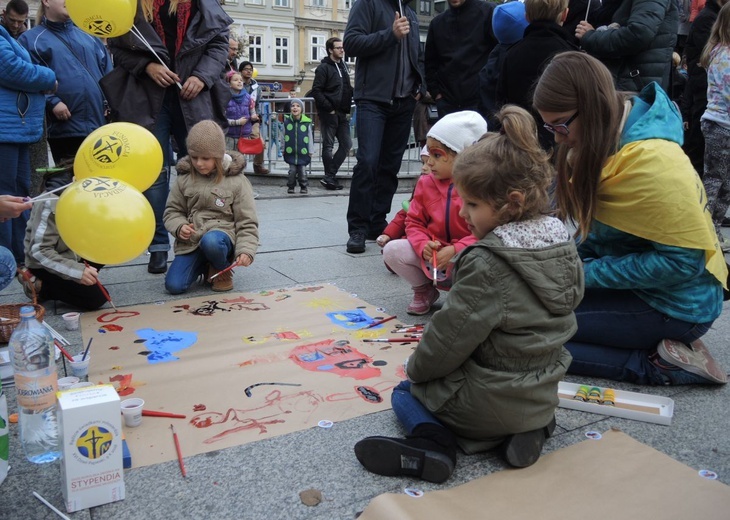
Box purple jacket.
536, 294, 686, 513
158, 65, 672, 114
226, 91, 253, 138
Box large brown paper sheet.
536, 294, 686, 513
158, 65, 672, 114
82, 284, 410, 468
359, 430, 730, 519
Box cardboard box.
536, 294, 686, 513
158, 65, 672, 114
57, 384, 125, 512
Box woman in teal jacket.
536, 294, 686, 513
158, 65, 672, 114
0, 24, 56, 264
533, 52, 727, 386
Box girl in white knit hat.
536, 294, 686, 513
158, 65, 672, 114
382, 110, 487, 315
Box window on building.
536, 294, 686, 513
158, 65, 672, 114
419, 0, 431, 15
310, 34, 326, 62
248, 34, 263, 63
344, 0, 354, 8
246, 0, 263, 5
273, 0, 290, 7
311, 0, 325, 6
274, 36, 290, 65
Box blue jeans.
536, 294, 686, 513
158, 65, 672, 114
165, 231, 234, 294
319, 111, 352, 179
148, 89, 189, 253
347, 97, 416, 236
391, 380, 443, 434
0, 143, 30, 263
566, 288, 713, 384
0, 246, 16, 291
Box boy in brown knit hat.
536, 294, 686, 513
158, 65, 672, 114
163, 120, 259, 293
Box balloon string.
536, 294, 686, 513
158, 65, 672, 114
25, 182, 74, 203
130, 24, 183, 90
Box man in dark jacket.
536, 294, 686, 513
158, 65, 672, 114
425, 0, 496, 118
576, 0, 678, 93
343, 0, 425, 254
1, 0, 28, 39
682, 0, 726, 175
497, 0, 578, 151
311, 37, 353, 190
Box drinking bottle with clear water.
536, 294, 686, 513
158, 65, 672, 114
9, 306, 60, 463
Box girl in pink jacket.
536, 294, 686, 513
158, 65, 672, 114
382, 111, 487, 315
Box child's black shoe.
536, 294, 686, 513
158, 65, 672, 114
354, 436, 454, 483
502, 415, 556, 468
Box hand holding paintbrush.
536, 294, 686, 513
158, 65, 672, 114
84, 261, 117, 311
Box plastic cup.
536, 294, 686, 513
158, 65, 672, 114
62, 312, 80, 331
121, 398, 145, 428
69, 354, 90, 379
57, 376, 80, 390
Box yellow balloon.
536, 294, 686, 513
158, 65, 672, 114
56, 177, 155, 265
74, 122, 163, 193
252, 67, 259, 79
66, 0, 135, 38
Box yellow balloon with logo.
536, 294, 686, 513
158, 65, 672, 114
74, 122, 163, 193
252, 67, 259, 79
56, 177, 155, 265
66, 0, 136, 38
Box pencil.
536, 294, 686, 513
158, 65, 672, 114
33, 491, 71, 520
365, 315, 397, 329
171, 424, 186, 477
363, 338, 420, 343
54, 340, 74, 362
208, 262, 236, 281
143, 410, 186, 419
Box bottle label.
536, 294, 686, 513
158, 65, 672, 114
14, 371, 58, 411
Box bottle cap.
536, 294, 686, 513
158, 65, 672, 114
19, 306, 35, 318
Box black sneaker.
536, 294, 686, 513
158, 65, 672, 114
300, 187, 308, 194
722, 217, 730, 228
287, 187, 295, 194
320, 178, 344, 191
346, 232, 366, 253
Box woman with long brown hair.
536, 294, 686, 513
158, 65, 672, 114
533, 51, 727, 386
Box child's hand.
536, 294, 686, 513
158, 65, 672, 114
179, 223, 195, 240
376, 234, 391, 248
435, 245, 456, 269
235, 253, 253, 267
79, 264, 99, 286
422, 240, 441, 262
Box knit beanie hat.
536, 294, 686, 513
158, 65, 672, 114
290, 98, 304, 111
492, 1, 528, 45
186, 120, 226, 160
427, 111, 488, 154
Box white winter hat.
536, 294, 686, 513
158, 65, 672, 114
427, 110, 488, 154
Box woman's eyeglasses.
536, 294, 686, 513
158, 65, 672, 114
543, 112, 579, 136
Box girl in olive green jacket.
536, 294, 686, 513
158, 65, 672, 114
355, 106, 584, 483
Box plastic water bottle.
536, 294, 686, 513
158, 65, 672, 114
9, 306, 60, 463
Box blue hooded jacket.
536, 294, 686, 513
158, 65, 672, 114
0, 25, 56, 143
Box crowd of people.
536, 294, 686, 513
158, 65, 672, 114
0, 0, 728, 486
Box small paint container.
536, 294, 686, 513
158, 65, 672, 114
58, 376, 80, 391
121, 398, 145, 428
69, 354, 91, 380
62, 312, 81, 331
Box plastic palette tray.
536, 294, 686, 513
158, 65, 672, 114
558, 381, 674, 426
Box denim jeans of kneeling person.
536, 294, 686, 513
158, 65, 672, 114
165, 231, 234, 294
565, 288, 713, 384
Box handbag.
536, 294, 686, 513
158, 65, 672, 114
237, 136, 264, 155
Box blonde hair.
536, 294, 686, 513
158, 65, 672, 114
142, 0, 190, 21
453, 105, 553, 225
700, 2, 730, 69
192, 158, 226, 184
532, 52, 624, 240
525, 0, 569, 24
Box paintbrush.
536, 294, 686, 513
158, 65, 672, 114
81, 337, 93, 361
171, 424, 187, 477
365, 315, 397, 329
85, 261, 117, 311
208, 262, 236, 281
143, 410, 186, 419
431, 236, 438, 286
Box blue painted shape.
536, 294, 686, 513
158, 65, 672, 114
134, 328, 198, 364
326, 309, 372, 330
298, 351, 325, 362
317, 364, 335, 371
